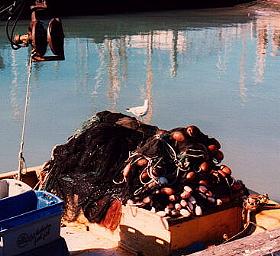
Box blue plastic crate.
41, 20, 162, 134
0, 190, 64, 256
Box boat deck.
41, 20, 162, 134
60, 201, 280, 256
1, 167, 280, 255
61, 225, 134, 256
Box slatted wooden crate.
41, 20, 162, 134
89, 204, 243, 256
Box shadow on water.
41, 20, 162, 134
61, 7, 254, 43
0, 53, 4, 69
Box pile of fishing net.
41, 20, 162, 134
41, 111, 248, 230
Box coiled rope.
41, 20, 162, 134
17, 54, 33, 180
223, 194, 280, 244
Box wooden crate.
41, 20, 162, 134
120, 205, 242, 255
89, 205, 243, 256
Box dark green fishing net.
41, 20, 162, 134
42, 110, 248, 224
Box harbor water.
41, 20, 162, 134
0, 3, 279, 200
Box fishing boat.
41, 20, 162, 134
1, 163, 280, 256
0, 179, 31, 199
46, 0, 254, 16
0, 0, 254, 19
1, 109, 280, 255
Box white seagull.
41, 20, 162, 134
126, 99, 149, 120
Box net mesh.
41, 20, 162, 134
41, 111, 158, 223
41, 110, 248, 227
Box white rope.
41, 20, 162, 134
17, 55, 33, 180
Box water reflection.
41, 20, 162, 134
0, 53, 4, 69
93, 44, 106, 96
3, 9, 279, 102
81, 16, 280, 104
0, 6, 280, 200
249, 9, 280, 83
10, 50, 21, 121
143, 33, 153, 123
239, 28, 247, 103
255, 20, 268, 84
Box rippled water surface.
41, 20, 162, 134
0, 3, 280, 200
